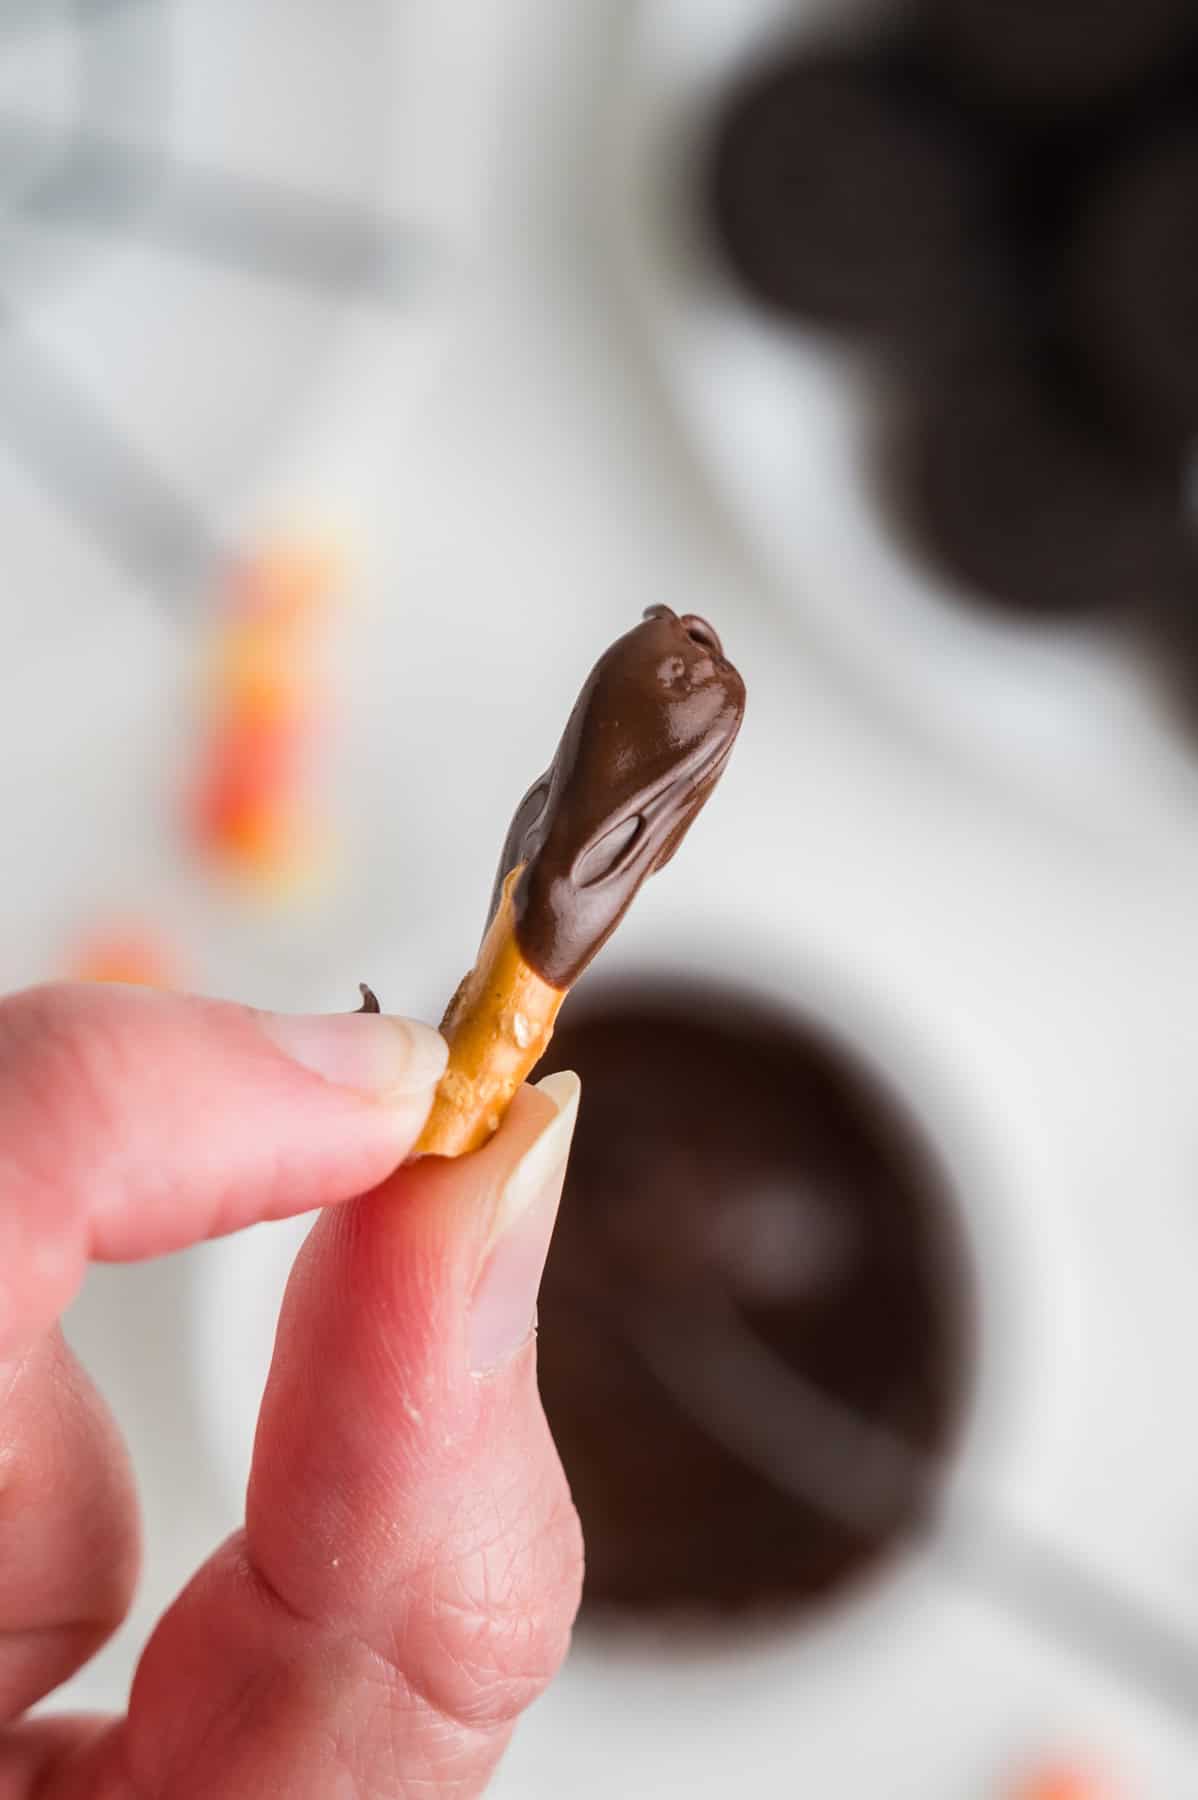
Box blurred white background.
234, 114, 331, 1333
0, 2, 1195, 1793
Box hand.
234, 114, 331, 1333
0, 981, 583, 1798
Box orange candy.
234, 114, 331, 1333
1014, 1767, 1118, 1800
192, 715, 310, 841
69, 929, 182, 991
190, 540, 341, 887
231, 542, 340, 629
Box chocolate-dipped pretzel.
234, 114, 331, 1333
413, 608, 745, 1157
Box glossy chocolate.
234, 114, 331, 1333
488, 607, 745, 988
536, 983, 976, 1616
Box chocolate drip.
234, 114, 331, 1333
488, 607, 746, 987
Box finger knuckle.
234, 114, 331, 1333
0, 985, 124, 1222
403, 1478, 584, 1732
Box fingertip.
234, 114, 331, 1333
468, 1073, 579, 1373
532, 1068, 581, 1112
0, 982, 449, 1285
257, 1010, 449, 1101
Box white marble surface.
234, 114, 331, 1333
2, 1, 1196, 1792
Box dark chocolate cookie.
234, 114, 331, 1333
924, 0, 1195, 113
1071, 124, 1198, 458
707, 51, 993, 349
896, 354, 1189, 619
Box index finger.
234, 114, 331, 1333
0, 980, 447, 1350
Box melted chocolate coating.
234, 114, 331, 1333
489, 608, 745, 988
536, 983, 975, 1617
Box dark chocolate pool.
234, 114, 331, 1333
536, 982, 976, 1618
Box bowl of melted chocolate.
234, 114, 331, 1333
536, 980, 977, 1621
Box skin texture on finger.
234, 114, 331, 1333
0, 1335, 138, 1718
0, 980, 445, 1763
21, 1085, 584, 1800
0, 1718, 110, 1800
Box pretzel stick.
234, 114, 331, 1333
414, 866, 565, 1157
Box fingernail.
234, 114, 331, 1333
469, 1070, 580, 1373
260, 1010, 448, 1099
